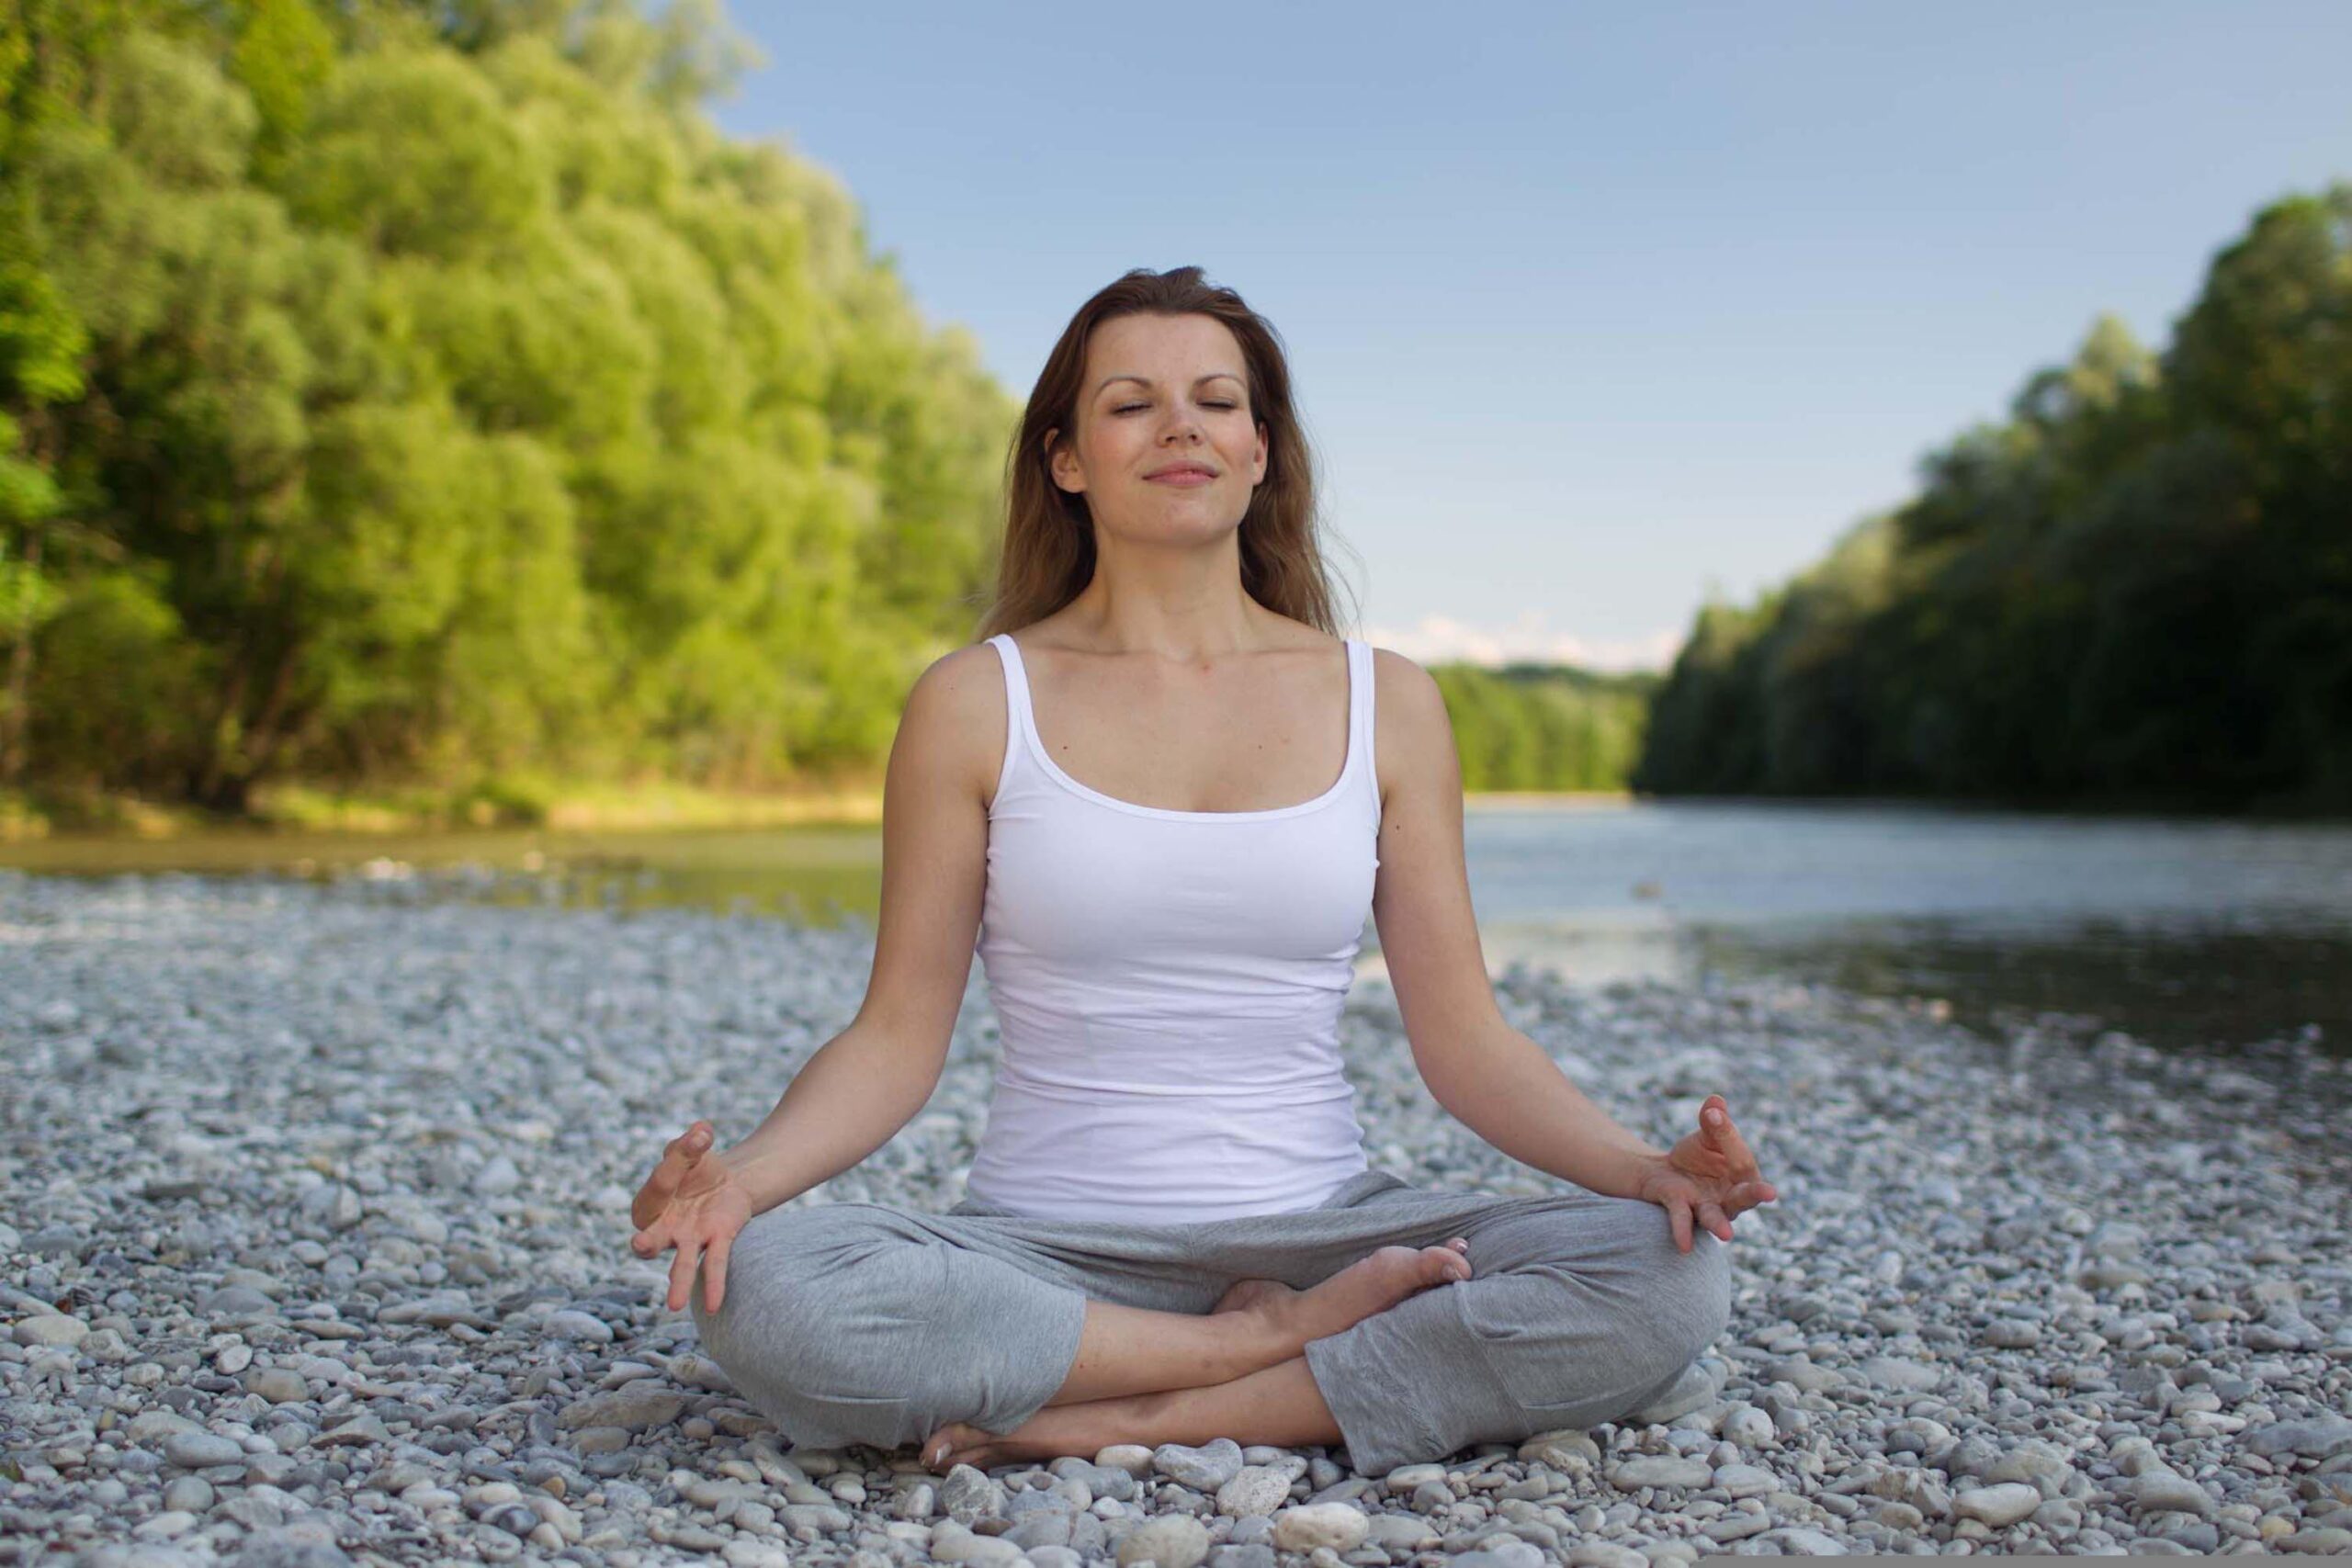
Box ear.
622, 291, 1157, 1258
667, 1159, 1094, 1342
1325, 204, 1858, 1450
1252, 421, 1269, 486
1045, 425, 1082, 494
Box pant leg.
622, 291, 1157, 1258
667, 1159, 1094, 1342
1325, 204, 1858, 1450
688, 1199, 1093, 1453
690, 1167, 1731, 1476
941, 1167, 1731, 1476
1293, 1179, 1735, 1477
687, 1168, 1427, 1453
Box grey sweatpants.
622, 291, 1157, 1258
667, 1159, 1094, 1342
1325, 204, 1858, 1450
686, 1165, 1732, 1477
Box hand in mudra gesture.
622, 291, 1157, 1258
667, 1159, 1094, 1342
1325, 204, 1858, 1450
628, 1120, 754, 1314
1634, 1093, 1779, 1254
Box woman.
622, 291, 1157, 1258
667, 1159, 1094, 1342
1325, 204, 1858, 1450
627, 266, 1778, 1480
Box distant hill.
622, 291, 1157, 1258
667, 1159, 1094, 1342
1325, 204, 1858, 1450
1431, 660, 1657, 792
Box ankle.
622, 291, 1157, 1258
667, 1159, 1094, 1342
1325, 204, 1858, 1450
1223, 1303, 1296, 1380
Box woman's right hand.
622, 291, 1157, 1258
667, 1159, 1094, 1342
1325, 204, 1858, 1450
629, 1120, 755, 1315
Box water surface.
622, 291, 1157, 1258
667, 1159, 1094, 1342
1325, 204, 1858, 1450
9, 799, 2347, 1056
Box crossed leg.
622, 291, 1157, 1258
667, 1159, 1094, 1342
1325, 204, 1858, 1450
926, 1237, 1474, 1470
925, 1352, 1337, 1472
1033, 1237, 1473, 1408
693, 1185, 1729, 1479
921, 1194, 1732, 1476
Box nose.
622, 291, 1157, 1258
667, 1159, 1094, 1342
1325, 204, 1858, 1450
1158, 406, 1204, 444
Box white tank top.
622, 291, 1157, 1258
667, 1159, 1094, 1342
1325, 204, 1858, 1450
964, 631, 1381, 1223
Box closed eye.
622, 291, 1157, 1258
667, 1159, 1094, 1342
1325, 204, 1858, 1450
1115, 401, 1238, 413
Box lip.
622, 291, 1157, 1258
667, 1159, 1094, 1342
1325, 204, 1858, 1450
1145, 465, 1216, 484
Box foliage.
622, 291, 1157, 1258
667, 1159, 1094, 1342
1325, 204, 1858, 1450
1432, 660, 1655, 793
0, 0, 1016, 809
1635, 186, 2352, 813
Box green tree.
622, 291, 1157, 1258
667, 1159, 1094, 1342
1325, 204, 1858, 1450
2, 0, 1019, 812
1635, 185, 2352, 813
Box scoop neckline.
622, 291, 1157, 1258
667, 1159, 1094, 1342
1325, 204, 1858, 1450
999, 633, 1360, 822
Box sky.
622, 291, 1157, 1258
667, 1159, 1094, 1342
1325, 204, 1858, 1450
705, 1, 2352, 671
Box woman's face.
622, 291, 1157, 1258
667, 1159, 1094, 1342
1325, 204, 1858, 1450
1047, 311, 1269, 540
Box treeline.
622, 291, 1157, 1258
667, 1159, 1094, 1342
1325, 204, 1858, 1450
1636, 183, 2352, 814
1434, 662, 1655, 793
1, 0, 1013, 816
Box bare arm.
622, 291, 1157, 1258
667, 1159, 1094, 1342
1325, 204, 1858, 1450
711, 643, 1003, 1216
711, 1024, 945, 1216
1366, 649, 1668, 1200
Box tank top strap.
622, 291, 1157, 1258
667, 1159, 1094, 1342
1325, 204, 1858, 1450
986, 633, 1035, 807
988, 633, 1035, 726
1347, 637, 1378, 815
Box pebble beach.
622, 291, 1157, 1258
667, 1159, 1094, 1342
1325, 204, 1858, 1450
4, 865, 2351, 1565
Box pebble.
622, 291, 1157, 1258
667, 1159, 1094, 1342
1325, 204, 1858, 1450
930, 1520, 1026, 1565
4, 869, 2349, 1565
244, 1366, 309, 1403
2122, 1468, 2217, 1517
11, 1313, 89, 1348
939, 1461, 1008, 1525
1215, 1464, 1291, 1517
160, 1475, 213, 1512
1607, 1455, 1712, 1490
547, 1307, 616, 1343
1272, 1503, 1370, 1552
2247, 1416, 2352, 1459
1710, 1461, 1774, 1497
556, 1385, 687, 1431
1954, 1482, 2042, 1526
1117, 1513, 1211, 1568
161, 1431, 243, 1469
1154, 1436, 1246, 1491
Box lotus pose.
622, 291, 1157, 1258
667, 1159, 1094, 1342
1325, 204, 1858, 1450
628, 266, 1778, 1479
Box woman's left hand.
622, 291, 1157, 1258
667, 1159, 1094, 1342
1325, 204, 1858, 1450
1633, 1093, 1779, 1253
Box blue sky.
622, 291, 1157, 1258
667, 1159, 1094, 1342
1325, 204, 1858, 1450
707, 2, 2352, 671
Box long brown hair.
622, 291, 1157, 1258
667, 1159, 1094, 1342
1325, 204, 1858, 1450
971, 266, 1362, 642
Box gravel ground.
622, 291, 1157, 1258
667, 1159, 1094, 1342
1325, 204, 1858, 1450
3, 863, 2351, 1566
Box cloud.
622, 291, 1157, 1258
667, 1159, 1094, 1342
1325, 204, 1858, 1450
1362, 610, 1679, 673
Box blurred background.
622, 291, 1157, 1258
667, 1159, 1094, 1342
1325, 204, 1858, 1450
3, 0, 2348, 1054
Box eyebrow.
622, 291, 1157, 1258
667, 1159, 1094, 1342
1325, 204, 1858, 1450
1093, 372, 1245, 398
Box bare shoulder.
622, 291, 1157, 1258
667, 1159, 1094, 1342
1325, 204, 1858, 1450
896, 642, 1011, 810
1367, 644, 1444, 705
1366, 647, 1454, 804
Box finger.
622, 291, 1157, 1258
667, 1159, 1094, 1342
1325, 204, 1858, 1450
633, 1121, 712, 1226
629, 1213, 674, 1258
1668, 1196, 1693, 1255
1698, 1200, 1733, 1244
661, 1119, 716, 1180
667, 1238, 702, 1314
1702, 1098, 1761, 1170
702, 1230, 734, 1316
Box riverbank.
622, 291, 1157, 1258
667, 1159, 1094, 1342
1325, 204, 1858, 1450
3, 866, 2349, 1565
0, 775, 893, 843
0, 780, 1640, 847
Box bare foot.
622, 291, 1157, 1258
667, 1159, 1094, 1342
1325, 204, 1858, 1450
1212, 1236, 1471, 1355
921, 1415, 1087, 1474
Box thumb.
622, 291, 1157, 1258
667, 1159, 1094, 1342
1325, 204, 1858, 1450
637, 1122, 712, 1214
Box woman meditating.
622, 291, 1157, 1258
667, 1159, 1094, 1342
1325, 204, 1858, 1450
627, 265, 1778, 1481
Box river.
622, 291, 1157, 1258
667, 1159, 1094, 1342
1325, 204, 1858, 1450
7, 797, 2347, 1058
